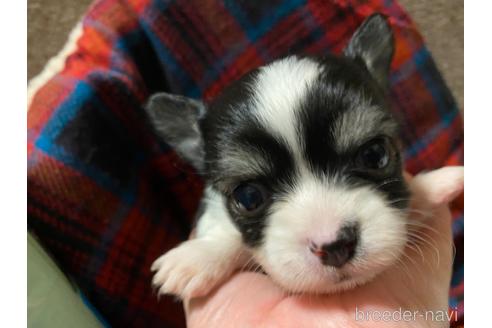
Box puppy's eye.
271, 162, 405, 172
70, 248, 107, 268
232, 183, 268, 215
357, 139, 390, 170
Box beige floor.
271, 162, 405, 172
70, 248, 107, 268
27, 0, 463, 111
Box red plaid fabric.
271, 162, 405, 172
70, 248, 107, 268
27, 0, 464, 327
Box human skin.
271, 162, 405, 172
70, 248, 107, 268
185, 168, 464, 328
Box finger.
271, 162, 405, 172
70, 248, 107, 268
410, 166, 464, 208
406, 167, 463, 262
394, 168, 463, 310
186, 272, 284, 327
404, 167, 463, 270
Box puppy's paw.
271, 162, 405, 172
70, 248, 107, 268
151, 239, 236, 299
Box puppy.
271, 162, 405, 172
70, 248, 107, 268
147, 14, 412, 299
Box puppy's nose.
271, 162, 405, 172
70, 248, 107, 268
310, 224, 359, 268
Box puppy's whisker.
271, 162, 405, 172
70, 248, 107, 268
386, 197, 412, 205
406, 220, 441, 236
406, 231, 441, 268
374, 178, 404, 189
407, 227, 446, 246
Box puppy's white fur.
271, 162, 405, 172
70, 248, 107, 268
152, 187, 247, 299
253, 173, 407, 293
252, 57, 320, 161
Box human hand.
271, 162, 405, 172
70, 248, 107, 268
185, 167, 464, 328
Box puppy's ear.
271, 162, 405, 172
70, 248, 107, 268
344, 13, 394, 88
145, 93, 206, 172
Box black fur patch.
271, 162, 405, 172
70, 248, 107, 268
202, 69, 297, 246
297, 55, 408, 206
233, 127, 296, 191
226, 128, 295, 246
298, 55, 382, 175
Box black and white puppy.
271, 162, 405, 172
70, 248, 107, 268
147, 14, 410, 299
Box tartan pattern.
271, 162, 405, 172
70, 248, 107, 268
27, 0, 464, 327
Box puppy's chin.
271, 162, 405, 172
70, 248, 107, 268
269, 270, 373, 295
251, 181, 408, 294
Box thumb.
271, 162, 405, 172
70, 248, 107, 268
410, 166, 464, 210
399, 167, 464, 310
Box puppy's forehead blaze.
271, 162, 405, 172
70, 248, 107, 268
206, 56, 396, 179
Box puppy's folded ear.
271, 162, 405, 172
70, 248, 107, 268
344, 13, 394, 89
145, 93, 206, 172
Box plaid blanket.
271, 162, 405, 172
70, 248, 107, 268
27, 0, 464, 327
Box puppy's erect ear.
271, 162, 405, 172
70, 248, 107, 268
344, 13, 394, 88
145, 93, 206, 171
